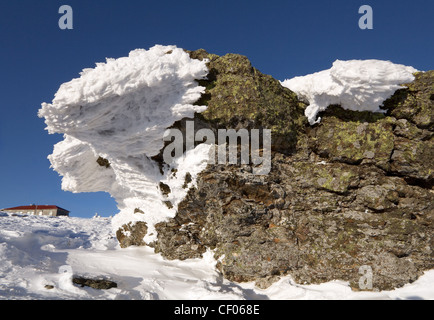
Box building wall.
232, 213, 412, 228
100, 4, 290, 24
2, 209, 68, 216
56, 209, 69, 216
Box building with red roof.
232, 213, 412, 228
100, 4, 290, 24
1, 205, 69, 217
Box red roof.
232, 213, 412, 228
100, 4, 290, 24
2, 205, 69, 212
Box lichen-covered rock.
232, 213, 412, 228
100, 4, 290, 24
188, 49, 307, 153
154, 155, 433, 290
311, 113, 395, 170
116, 221, 148, 248
72, 276, 118, 290
383, 71, 434, 130
119, 50, 433, 291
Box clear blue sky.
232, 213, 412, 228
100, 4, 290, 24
0, 0, 433, 218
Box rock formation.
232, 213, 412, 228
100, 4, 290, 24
40, 45, 432, 291
121, 50, 433, 291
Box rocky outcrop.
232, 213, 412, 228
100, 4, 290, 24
72, 276, 118, 290
188, 49, 307, 153
117, 51, 433, 291
116, 221, 148, 248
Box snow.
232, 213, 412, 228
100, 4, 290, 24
281, 59, 418, 125
34, 48, 433, 300
38, 45, 212, 240
0, 213, 432, 300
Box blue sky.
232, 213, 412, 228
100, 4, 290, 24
0, 0, 433, 218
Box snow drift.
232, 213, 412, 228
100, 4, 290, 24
38, 45, 212, 239
2, 213, 432, 299
281, 59, 418, 125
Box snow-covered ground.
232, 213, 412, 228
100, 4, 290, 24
0, 212, 432, 300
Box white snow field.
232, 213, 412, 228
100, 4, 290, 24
0, 213, 433, 300
281, 59, 418, 125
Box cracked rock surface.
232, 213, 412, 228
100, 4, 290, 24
118, 52, 433, 291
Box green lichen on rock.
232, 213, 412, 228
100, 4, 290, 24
154, 151, 433, 290
391, 136, 434, 183
188, 49, 307, 153
117, 49, 434, 291
357, 185, 399, 212
311, 71, 434, 186
383, 70, 434, 130
292, 161, 360, 194
311, 112, 395, 170
388, 117, 434, 185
